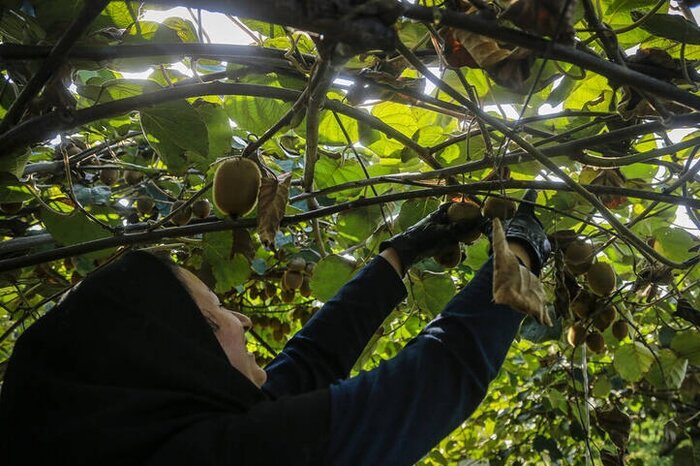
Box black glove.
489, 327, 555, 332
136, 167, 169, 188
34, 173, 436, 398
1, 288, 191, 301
483, 190, 551, 276
379, 203, 474, 275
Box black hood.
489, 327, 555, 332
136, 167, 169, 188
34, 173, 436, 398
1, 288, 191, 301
0, 251, 268, 465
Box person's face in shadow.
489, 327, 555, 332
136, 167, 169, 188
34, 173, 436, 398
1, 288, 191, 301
174, 267, 267, 388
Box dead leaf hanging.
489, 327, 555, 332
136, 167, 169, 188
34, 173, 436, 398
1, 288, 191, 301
257, 173, 293, 248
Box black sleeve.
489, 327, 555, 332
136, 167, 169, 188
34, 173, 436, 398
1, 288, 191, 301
262, 256, 407, 398
147, 388, 331, 466
324, 258, 524, 466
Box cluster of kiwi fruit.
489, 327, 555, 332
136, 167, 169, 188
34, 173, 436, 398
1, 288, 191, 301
250, 314, 291, 342
562, 237, 617, 297
213, 157, 262, 217
556, 234, 627, 353
98, 167, 146, 187
280, 257, 314, 302
433, 197, 517, 268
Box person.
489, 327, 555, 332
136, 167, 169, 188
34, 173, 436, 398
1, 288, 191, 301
0, 190, 550, 466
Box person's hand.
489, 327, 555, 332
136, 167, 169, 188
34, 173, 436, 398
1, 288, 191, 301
492, 218, 552, 326
483, 189, 552, 276
379, 202, 481, 275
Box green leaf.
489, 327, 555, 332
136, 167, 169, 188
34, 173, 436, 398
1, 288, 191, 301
0, 173, 33, 203
224, 75, 292, 135
40, 208, 112, 260
371, 101, 418, 138
203, 231, 251, 293
412, 271, 456, 317
140, 100, 209, 174
193, 99, 233, 161
671, 331, 700, 365
653, 227, 696, 262
645, 349, 688, 389
309, 255, 357, 302
631, 12, 700, 45
0, 147, 29, 178
613, 342, 655, 382
520, 315, 562, 343
592, 376, 613, 398
398, 198, 440, 231
336, 206, 382, 245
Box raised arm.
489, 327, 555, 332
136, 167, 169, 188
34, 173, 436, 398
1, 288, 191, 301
262, 253, 407, 398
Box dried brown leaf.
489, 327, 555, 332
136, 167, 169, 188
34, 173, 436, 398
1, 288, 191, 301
257, 173, 293, 248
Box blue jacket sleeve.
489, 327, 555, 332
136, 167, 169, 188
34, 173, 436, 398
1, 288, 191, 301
324, 258, 524, 466
262, 256, 407, 398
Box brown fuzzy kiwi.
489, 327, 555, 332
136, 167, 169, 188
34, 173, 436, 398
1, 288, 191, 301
213, 158, 261, 216
0, 202, 23, 214
283, 270, 303, 290
170, 200, 192, 226
281, 289, 295, 303
482, 197, 516, 220
593, 306, 617, 331
586, 331, 605, 353
612, 320, 628, 340
124, 170, 144, 186
549, 229, 578, 251
571, 290, 594, 320
587, 262, 616, 296
447, 201, 482, 223
434, 243, 462, 268
305, 262, 315, 275
288, 257, 307, 272
567, 323, 587, 347
99, 168, 119, 186
136, 196, 155, 215
300, 276, 312, 298
459, 227, 482, 244
192, 199, 211, 219
565, 239, 594, 266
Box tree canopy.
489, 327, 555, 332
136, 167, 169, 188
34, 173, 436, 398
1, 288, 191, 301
1, 0, 700, 464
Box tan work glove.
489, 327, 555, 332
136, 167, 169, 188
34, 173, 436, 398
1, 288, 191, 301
492, 218, 552, 326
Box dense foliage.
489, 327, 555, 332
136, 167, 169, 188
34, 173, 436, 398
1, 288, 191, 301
1, 0, 700, 464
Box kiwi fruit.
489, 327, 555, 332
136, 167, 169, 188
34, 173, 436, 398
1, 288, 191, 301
300, 276, 312, 297
434, 243, 462, 268
460, 227, 482, 244
288, 257, 307, 272
305, 262, 315, 275
565, 239, 594, 266
587, 262, 616, 296
0, 202, 23, 214
612, 320, 628, 340
593, 306, 616, 331
124, 170, 144, 186
192, 199, 211, 219
482, 197, 516, 220
283, 270, 303, 290
99, 168, 119, 186
570, 290, 594, 320
281, 289, 295, 303
567, 323, 587, 347
447, 201, 481, 223
136, 196, 155, 215
170, 200, 192, 226
549, 229, 578, 251
586, 331, 605, 353
213, 158, 262, 217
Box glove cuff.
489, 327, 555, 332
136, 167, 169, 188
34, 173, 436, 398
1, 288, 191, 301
505, 217, 551, 276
